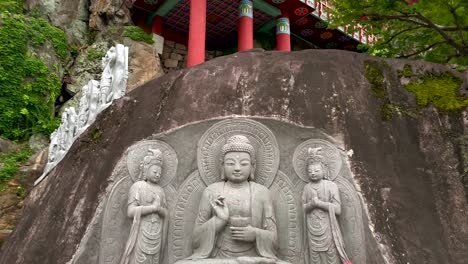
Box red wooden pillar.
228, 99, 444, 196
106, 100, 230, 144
152, 15, 163, 35
187, 0, 206, 67
238, 0, 253, 52
276, 14, 290, 51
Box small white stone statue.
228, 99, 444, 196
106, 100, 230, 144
65, 107, 78, 147
35, 44, 129, 186
120, 148, 168, 264
77, 84, 90, 134
302, 147, 351, 264
86, 80, 101, 126
99, 44, 129, 111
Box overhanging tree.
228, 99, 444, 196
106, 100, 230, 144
328, 0, 468, 66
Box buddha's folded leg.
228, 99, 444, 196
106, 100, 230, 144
175, 259, 239, 264
236, 257, 276, 264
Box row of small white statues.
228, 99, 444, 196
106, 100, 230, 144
34, 44, 129, 185
123, 135, 352, 264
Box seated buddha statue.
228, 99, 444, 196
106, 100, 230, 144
178, 135, 287, 264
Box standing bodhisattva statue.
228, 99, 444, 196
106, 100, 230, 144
120, 149, 168, 264
179, 135, 286, 264
302, 147, 351, 264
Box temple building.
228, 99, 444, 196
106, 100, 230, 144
130, 0, 375, 67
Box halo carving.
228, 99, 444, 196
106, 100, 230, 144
126, 140, 178, 186
293, 138, 342, 182
197, 118, 279, 187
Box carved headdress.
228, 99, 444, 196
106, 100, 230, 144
139, 148, 163, 180
306, 147, 330, 180
221, 135, 256, 180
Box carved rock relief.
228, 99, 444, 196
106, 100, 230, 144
293, 139, 366, 264
98, 118, 366, 264
99, 140, 178, 264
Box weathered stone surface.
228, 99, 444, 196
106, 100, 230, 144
88, 0, 132, 31
175, 43, 186, 50
170, 53, 183, 61
153, 34, 165, 55
165, 40, 175, 48
1, 50, 467, 264
28, 134, 49, 152
66, 41, 109, 95
24, 0, 89, 46
0, 147, 47, 247
124, 38, 164, 92
164, 59, 179, 68
0, 138, 16, 154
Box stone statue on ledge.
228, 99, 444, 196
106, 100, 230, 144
120, 148, 168, 264
177, 135, 287, 264
302, 147, 351, 264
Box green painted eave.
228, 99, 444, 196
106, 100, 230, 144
146, 0, 281, 26
256, 19, 277, 34
147, 0, 180, 25
254, 0, 281, 17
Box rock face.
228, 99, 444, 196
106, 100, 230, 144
124, 38, 164, 92
0, 50, 467, 264
24, 0, 90, 46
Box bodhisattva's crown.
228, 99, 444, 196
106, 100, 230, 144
142, 148, 163, 167
307, 147, 325, 165
221, 135, 255, 158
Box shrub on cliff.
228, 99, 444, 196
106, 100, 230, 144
0, 3, 69, 140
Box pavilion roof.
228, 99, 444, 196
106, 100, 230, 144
131, 0, 374, 50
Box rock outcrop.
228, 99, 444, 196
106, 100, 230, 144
0, 50, 467, 264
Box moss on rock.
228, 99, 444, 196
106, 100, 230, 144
397, 64, 413, 78
404, 72, 466, 112
123, 26, 154, 44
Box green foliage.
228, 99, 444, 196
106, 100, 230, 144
0, 0, 23, 13
90, 128, 102, 142
0, 9, 69, 140
16, 185, 25, 198
405, 72, 467, 111
87, 48, 105, 61
397, 64, 413, 78
123, 26, 154, 44
328, 0, 468, 65
0, 146, 33, 185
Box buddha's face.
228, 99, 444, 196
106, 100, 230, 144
307, 163, 325, 182
146, 164, 162, 183
223, 151, 252, 183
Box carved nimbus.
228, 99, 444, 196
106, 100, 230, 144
94, 118, 366, 264
172, 119, 297, 264
294, 139, 366, 264
100, 140, 178, 264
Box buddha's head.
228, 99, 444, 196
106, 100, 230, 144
306, 147, 329, 182
220, 135, 256, 183
140, 148, 163, 184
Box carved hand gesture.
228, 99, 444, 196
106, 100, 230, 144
210, 195, 229, 221
155, 206, 167, 217
305, 190, 321, 212
230, 225, 256, 242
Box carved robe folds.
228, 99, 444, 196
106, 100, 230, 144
183, 181, 280, 264
121, 181, 168, 264
303, 181, 348, 264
